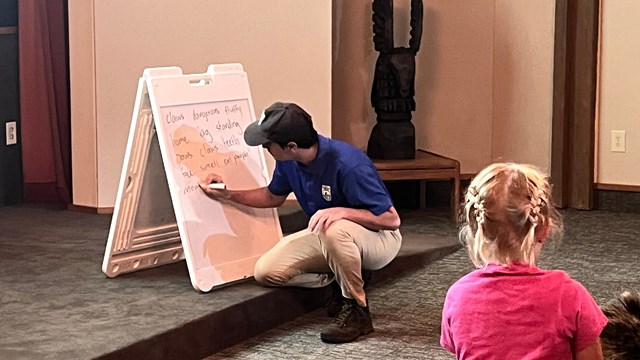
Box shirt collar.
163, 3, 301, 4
483, 261, 540, 274
299, 135, 328, 173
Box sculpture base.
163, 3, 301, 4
367, 121, 416, 160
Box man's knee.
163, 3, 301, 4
320, 219, 354, 249
254, 257, 286, 286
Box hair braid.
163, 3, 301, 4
460, 162, 563, 268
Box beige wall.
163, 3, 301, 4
597, 0, 640, 186
420, 0, 494, 174
69, 0, 332, 209
332, 0, 555, 175
67, 0, 640, 211
331, 0, 377, 148
415, 0, 494, 174
492, 0, 556, 171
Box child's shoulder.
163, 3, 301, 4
537, 268, 597, 301
540, 268, 586, 285
445, 266, 594, 308
445, 267, 490, 293
447, 265, 580, 292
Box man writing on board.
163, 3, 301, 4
201, 102, 402, 343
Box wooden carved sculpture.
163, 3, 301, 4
368, 0, 423, 160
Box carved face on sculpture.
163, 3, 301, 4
389, 49, 416, 98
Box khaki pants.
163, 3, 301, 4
254, 219, 402, 307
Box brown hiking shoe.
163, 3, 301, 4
325, 271, 372, 317
320, 299, 374, 343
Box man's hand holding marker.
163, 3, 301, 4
201, 183, 226, 190
199, 173, 228, 199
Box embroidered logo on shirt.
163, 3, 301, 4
321, 185, 332, 201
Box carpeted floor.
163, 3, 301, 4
206, 209, 640, 359
1, 205, 636, 359
0, 204, 460, 359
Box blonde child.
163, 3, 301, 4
440, 163, 608, 359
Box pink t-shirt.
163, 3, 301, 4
440, 263, 608, 359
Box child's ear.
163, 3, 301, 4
535, 218, 551, 243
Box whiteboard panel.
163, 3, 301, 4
103, 64, 281, 292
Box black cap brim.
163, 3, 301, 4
244, 121, 271, 146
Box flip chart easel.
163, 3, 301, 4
102, 64, 282, 292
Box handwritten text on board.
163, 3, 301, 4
160, 100, 253, 197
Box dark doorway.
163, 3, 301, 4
0, 1, 22, 206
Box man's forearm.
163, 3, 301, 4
342, 207, 401, 231
226, 187, 287, 208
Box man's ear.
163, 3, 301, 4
286, 142, 297, 150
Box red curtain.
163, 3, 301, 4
18, 0, 71, 204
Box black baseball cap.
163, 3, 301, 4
244, 102, 318, 148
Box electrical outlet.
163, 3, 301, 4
6, 121, 17, 145
611, 130, 626, 152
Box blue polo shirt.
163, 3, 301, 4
268, 135, 393, 217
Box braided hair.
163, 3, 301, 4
459, 163, 563, 268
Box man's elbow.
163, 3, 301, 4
265, 188, 287, 208
386, 207, 401, 230
386, 214, 401, 230
270, 195, 287, 208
